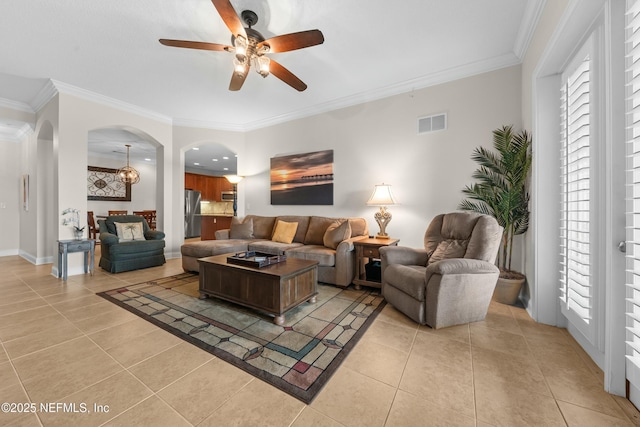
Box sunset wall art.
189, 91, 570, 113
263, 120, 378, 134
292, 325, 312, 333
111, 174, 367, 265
270, 150, 334, 205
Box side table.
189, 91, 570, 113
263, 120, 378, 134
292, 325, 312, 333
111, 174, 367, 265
58, 239, 95, 281
353, 237, 399, 289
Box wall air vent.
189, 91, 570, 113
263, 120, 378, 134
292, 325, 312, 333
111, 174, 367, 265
417, 113, 447, 134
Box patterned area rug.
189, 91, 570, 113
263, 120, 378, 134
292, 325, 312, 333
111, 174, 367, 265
97, 273, 385, 403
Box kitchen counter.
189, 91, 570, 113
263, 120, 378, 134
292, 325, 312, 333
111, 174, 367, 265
200, 215, 233, 240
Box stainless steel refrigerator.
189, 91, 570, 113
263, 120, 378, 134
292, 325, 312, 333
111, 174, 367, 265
184, 190, 201, 238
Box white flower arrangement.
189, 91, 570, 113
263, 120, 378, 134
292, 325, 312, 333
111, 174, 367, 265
61, 208, 85, 232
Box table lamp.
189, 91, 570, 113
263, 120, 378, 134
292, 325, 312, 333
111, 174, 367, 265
366, 183, 398, 239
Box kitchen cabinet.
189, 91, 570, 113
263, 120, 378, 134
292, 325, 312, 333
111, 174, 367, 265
201, 216, 233, 240
185, 173, 234, 201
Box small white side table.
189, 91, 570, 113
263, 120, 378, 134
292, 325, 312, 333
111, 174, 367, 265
57, 239, 95, 281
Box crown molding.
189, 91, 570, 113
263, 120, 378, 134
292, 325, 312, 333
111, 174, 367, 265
514, 0, 547, 60
242, 53, 521, 131
10, 52, 522, 134
0, 122, 34, 143
14, 123, 34, 141
172, 117, 245, 133
0, 97, 34, 114
30, 79, 58, 112
48, 80, 173, 125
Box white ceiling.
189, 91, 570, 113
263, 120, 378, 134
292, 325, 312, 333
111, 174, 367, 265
0, 0, 541, 173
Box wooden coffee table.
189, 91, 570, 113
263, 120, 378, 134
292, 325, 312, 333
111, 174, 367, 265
198, 254, 319, 325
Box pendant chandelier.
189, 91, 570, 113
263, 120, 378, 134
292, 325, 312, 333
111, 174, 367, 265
117, 144, 140, 185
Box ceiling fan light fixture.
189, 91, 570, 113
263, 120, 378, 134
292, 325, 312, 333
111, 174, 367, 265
233, 35, 247, 61
255, 55, 270, 77
159, 1, 324, 92
233, 57, 247, 75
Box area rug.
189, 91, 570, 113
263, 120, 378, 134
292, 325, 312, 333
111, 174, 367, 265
97, 273, 385, 403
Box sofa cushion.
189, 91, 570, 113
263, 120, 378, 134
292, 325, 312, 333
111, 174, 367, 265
230, 219, 254, 239
115, 222, 145, 241
180, 239, 250, 258
304, 216, 336, 245
272, 220, 298, 244
248, 241, 303, 255
286, 245, 336, 267
323, 220, 351, 249
246, 215, 277, 239
275, 216, 310, 243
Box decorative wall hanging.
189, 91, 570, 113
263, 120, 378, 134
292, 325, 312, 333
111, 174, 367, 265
270, 149, 333, 205
87, 166, 131, 201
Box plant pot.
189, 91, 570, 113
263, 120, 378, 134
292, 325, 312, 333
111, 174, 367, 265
493, 276, 525, 305
73, 229, 84, 240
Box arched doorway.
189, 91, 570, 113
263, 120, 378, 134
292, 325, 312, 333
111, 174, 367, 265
87, 127, 162, 227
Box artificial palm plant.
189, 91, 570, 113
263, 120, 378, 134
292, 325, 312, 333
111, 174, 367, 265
459, 125, 532, 279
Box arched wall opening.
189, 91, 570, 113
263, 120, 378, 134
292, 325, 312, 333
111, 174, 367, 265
87, 126, 164, 229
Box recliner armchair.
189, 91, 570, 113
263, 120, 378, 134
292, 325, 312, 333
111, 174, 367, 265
380, 212, 502, 329
98, 215, 166, 273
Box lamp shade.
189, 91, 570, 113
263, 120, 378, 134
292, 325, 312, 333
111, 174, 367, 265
224, 175, 244, 184
366, 183, 397, 206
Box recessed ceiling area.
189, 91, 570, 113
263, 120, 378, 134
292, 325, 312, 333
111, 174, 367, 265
87, 129, 236, 175
88, 129, 156, 164
0, 0, 540, 131
184, 144, 238, 176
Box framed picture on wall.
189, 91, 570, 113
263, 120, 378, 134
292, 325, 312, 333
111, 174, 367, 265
87, 166, 131, 201
270, 149, 334, 205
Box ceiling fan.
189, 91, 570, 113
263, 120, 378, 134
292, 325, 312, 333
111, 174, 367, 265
159, 0, 324, 92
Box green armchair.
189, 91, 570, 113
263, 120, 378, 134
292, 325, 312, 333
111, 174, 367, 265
98, 215, 166, 273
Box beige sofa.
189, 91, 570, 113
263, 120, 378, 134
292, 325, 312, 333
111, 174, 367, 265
181, 215, 369, 287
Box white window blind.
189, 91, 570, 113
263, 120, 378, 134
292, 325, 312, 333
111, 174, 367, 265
559, 48, 592, 338
625, 0, 640, 386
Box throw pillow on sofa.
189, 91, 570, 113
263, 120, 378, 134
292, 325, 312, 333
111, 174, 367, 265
272, 220, 298, 244
115, 222, 145, 241
230, 218, 254, 239
323, 220, 351, 249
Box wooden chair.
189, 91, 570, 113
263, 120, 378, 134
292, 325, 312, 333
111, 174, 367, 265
108, 210, 128, 216
87, 211, 98, 241
133, 210, 156, 230
145, 210, 157, 230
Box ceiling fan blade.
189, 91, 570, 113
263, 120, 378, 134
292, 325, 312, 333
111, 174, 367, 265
229, 67, 249, 91
211, 0, 246, 38
259, 29, 324, 53
269, 59, 307, 92
159, 39, 230, 52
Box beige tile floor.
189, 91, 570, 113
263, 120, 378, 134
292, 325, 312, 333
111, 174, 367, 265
1, 252, 640, 427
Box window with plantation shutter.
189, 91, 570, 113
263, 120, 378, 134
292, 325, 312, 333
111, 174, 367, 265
625, 0, 640, 396
559, 43, 594, 341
